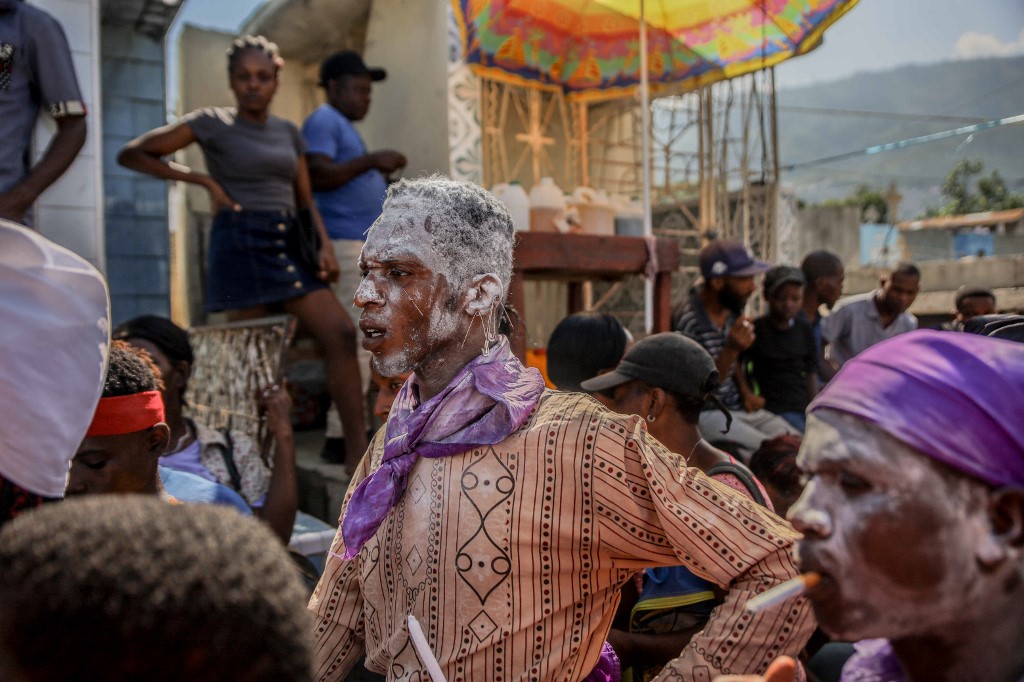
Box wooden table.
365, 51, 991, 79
508, 232, 680, 359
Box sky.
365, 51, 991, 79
773, 0, 1024, 89
171, 0, 264, 36
172, 0, 1024, 92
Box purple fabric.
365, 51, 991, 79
839, 639, 906, 682
810, 330, 1024, 489
161, 440, 219, 484
584, 641, 621, 682
341, 337, 545, 558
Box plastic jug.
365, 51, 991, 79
528, 177, 566, 233
491, 182, 530, 232
612, 195, 645, 237
570, 187, 615, 236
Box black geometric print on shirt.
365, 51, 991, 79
455, 447, 514, 604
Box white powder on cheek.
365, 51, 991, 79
364, 179, 514, 375
808, 413, 990, 640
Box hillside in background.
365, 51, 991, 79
777, 56, 1024, 219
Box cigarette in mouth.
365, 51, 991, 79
744, 572, 820, 612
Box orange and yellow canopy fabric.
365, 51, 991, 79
453, 0, 859, 100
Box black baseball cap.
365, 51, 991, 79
763, 265, 806, 297
579, 332, 719, 400
700, 239, 771, 279
319, 50, 386, 86
113, 315, 193, 365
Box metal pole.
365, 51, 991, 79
639, 0, 654, 333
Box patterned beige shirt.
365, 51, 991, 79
310, 391, 813, 681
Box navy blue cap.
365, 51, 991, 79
700, 239, 771, 279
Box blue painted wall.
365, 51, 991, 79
101, 25, 171, 324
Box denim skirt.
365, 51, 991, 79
206, 209, 327, 312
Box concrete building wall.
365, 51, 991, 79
841, 255, 1024, 316
30, 0, 104, 268
174, 26, 235, 325
101, 24, 171, 324
902, 229, 953, 262
360, 0, 449, 177
794, 204, 861, 267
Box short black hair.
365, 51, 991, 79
103, 340, 163, 398
665, 388, 705, 425
0, 496, 312, 681
800, 250, 843, 283
891, 261, 920, 279
114, 315, 194, 366
547, 312, 629, 392
749, 435, 803, 501
954, 286, 995, 311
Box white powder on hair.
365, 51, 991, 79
378, 175, 515, 295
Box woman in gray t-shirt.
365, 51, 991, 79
118, 35, 368, 471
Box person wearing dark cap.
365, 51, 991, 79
580, 333, 791, 680
303, 50, 406, 466
672, 239, 797, 457
114, 315, 296, 543
736, 265, 817, 432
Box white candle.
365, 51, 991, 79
407, 614, 447, 682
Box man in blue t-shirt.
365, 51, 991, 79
302, 50, 406, 463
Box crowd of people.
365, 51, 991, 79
2, 28, 1024, 682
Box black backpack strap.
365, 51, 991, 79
218, 428, 243, 493
705, 461, 767, 508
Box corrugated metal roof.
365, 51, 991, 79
101, 0, 182, 40
898, 208, 1024, 231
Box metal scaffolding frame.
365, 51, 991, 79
477, 69, 780, 332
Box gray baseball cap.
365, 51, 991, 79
579, 332, 719, 399
763, 265, 806, 297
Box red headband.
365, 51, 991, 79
86, 391, 166, 437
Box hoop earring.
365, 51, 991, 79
646, 414, 656, 422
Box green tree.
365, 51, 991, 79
927, 159, 1024, 217
822, 184, 888, 223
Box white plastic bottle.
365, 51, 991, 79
528, 177, 566, 233
491, 182, 530, 232
571, 187, 615, 236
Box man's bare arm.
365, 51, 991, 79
0, 115, 86, 222
307, 151, 406, 192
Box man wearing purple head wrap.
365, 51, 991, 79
788, 330, 1024, 682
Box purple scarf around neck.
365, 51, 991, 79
340, 337, 545, 558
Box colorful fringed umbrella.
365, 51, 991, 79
453, 0, 859, 102
453, 0, 859, 329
